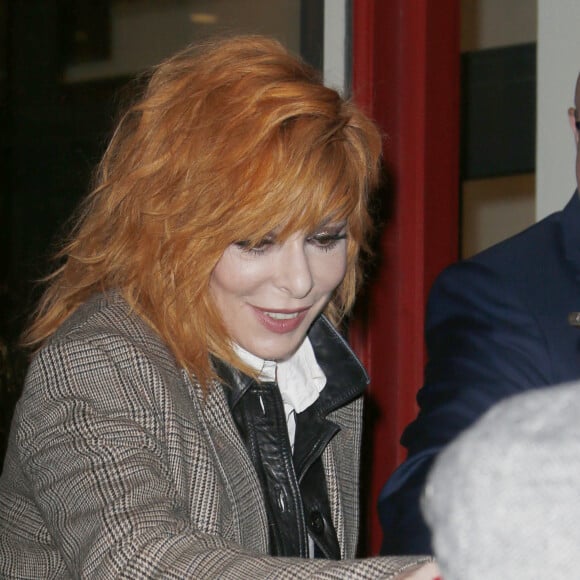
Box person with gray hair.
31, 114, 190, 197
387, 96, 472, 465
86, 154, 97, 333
422, 379, 580, 579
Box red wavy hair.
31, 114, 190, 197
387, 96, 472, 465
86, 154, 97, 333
24, 35, 382, 387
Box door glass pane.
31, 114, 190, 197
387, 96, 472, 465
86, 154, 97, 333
63, 0, 317, 83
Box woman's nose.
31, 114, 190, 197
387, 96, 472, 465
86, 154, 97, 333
275, 241, 314, 299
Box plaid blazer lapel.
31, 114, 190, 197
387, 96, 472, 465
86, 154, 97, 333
185, 373, 270, 554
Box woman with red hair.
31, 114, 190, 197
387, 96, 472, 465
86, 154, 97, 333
0, 36, 433, 578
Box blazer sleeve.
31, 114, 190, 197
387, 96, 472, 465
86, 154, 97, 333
13, 332, 430, 579
379, 259, 552, 555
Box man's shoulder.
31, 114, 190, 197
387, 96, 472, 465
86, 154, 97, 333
472, 210, 561, 269
468, 192, 579, 270
429, 194, 580, 317
433, 218, 557, 295
438, 199, 572, 288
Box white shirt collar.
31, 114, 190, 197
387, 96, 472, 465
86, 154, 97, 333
233, 338, 327, 414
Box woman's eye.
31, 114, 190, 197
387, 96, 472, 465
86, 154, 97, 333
234, 237, 274, 255
309, 231, 347, 251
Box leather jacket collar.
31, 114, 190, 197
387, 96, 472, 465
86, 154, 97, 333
216, 315, 369, 412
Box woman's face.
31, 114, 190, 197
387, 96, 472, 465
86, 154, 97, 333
210, 222, 348, 361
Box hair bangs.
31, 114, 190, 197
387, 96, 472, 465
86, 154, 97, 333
212, 117, 371, 249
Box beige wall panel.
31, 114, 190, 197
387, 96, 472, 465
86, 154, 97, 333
461, 174, 535, 258
461, 0, 537, 52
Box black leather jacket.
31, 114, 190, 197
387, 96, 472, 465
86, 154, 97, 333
215, 316, 368, 559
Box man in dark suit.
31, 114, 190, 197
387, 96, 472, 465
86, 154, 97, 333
379, 73, 580, 555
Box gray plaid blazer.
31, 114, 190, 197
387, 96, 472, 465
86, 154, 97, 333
0, 292, 429, 578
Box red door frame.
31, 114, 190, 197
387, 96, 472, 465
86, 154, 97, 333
349, 0, 461, 555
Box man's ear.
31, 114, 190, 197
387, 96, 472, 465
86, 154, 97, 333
568, 107, 579, 143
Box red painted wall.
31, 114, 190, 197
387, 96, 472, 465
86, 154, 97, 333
349, 0, 461, 555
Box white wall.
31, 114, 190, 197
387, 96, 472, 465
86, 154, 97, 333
536, 0, 580, 219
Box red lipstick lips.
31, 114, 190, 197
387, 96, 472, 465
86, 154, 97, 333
252, 306, 309, 334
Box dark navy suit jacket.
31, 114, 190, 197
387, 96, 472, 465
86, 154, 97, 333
379, 192, 580, 555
